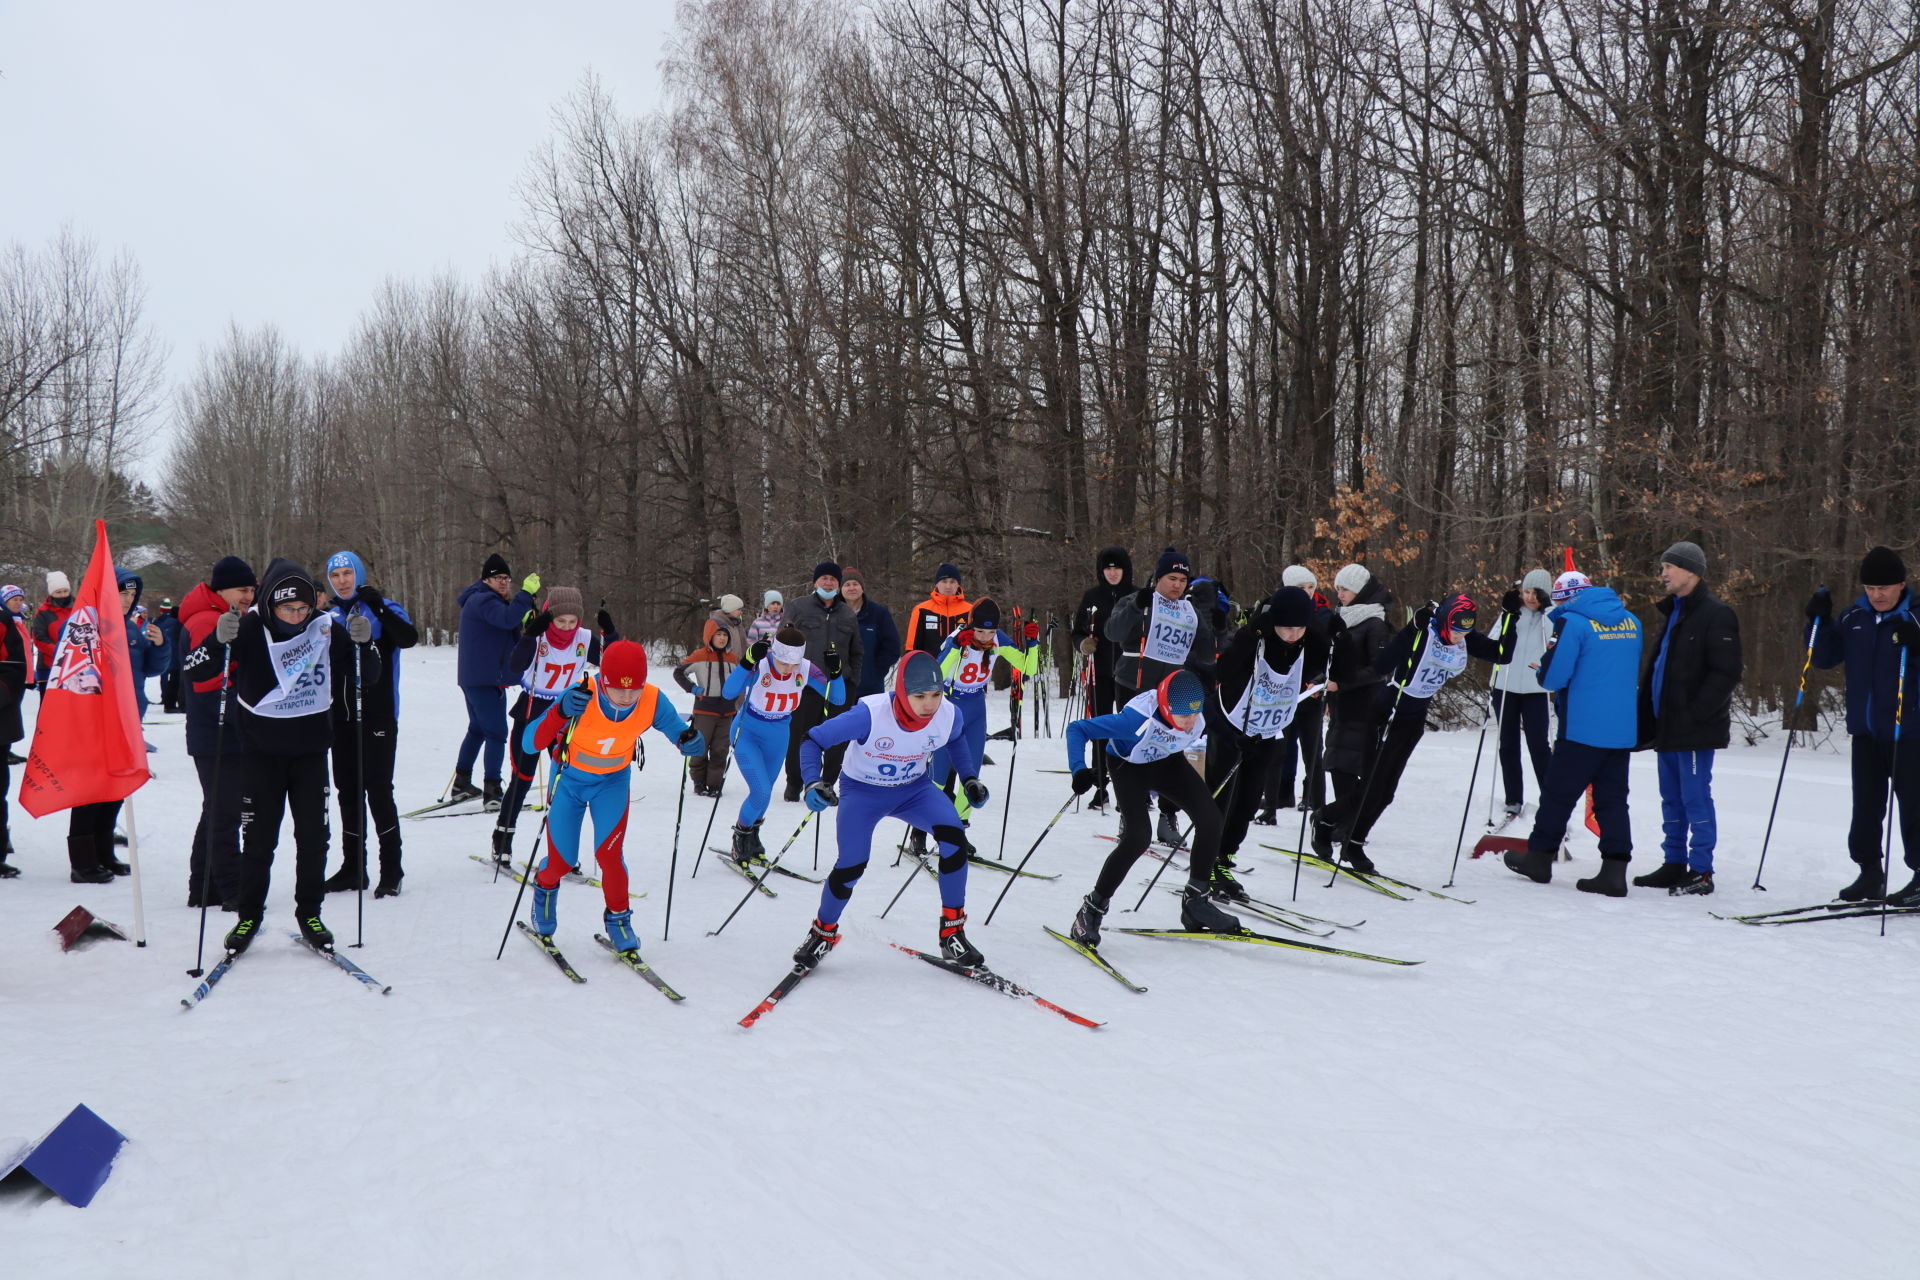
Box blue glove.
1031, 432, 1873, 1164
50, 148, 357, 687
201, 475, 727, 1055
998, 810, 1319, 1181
676, 727, 704, 758
804, 782, 838, 812
558, 684, 591, 717
962, 776, 990, 808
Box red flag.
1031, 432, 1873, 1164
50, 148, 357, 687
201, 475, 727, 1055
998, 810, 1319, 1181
19, 521, 150, 817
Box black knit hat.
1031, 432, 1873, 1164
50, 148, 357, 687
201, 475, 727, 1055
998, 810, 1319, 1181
971, 597, 1000, 630
1860, 546, 1907, 586
209, 555, 256, 591
934, 562, 962, 585
482, 552, 511, 579
1154, 546, 1191, 582
812, 561, 842, 582
1264, 587, 1314, 629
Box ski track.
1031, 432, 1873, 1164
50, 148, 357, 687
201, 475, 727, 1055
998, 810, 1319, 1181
4, 647, 1916, 1278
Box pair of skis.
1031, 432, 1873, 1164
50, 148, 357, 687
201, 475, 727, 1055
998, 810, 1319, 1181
1045, 920, 1420, 992
1711, 900, 1920, 927
180, 935, 391, 1009
513, 921, 684, 1000
739, 940, 1103, 1029
1259, 844, 1476, 904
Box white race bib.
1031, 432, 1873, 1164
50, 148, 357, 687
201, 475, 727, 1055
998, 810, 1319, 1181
249, 615, 333, 719
1228, 648, 1304, 738
521, 630, 591, 694
841, 692, 957, 787
1400, 633, 1468, 700
1142, 595, 1198, 666
946, 645, 995, 696
745, 662, 808, 720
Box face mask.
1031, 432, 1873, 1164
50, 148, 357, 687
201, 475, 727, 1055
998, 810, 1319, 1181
816, 587, 838, 601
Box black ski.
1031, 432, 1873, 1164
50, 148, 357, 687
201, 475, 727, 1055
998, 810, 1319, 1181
516, 921, 585, 982
1727, 906, 1920, 927
707, 848, 822, 884
1709, 899, 1858, 922
180, 951, 241, 1009
1187, 892, 1333, 937
1115, 927, 1422, 966
716, 852, 779, 897
593, 934, 685, 1000
1043, 926, 1147, 992
968, 853, 1059, 880
890, 942, 1104, 1027
292, 934, 392, 994
1239, 892, 1365, 930
740, 964, 814, 1027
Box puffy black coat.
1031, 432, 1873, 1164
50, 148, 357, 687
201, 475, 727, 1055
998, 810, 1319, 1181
1637, 588, 1742, 751
1323, 579, 1394, 776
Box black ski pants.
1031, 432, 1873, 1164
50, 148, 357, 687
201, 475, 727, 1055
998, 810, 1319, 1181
1271, 705, 1325, 809
1322, 703, 1428, 845
1526, 739, 1632, 859
333, 719, 401, 881
1091, 755, 1222, 900
190, 752, 244, 904
497, 691, 551, 833
1209, 731, 1284, 861
1493, 690, 1552, 808
237, 750, 332, 918
68, 800, 123, 874
690, 712, 734, 789
1847, 732, 1920, 870
786, 686, 848, 790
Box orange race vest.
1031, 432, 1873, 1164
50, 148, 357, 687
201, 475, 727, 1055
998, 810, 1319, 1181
564, 681, 659, 774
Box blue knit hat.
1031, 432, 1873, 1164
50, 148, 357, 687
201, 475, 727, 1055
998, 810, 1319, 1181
1156, 670, 1205, 721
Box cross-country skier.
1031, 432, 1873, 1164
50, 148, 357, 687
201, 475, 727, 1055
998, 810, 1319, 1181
1064, 669, 1242, 948
491, 586, 617, 865
1071, 545, 1134, 811
452, 553, 537, 810
789, 649, 989, 970
192, 558, 381, 951
1315, 591, 1516, 873
1263, 565, 1330, 819
320, 550, 419, 898
1806, 547, 1920, 904
717, 626, 843, 868
524, 640, 703, 953
179, 556, 256, 907
931, 596, 1040, 816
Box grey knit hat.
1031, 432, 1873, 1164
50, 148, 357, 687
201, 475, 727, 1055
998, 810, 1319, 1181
1660, 541, 1708, 579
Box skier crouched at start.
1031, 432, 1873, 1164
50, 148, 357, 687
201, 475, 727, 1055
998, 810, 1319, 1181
1065, 670, 1242, 948
791, 650, 990, 969
718, 625, 843, 868
525, 641, 703, 954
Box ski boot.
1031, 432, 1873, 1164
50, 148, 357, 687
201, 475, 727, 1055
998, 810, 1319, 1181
530, 883, 558, 936
1632, 861, 1689, 889
1310, 819, 1337, 862
323, 865, 369, 893
224, 916, 262, 954
1670, 871, 1714, 896
482, 778, 503, 812
490, 827, 515, 867
906, 826, 930, 867
1886, 871, 1920, 908
1838, 864, 1886, 902
105, 853, 131, 876
1179, 883, 1242, 934
730, 822, 763, 869
604, 908, 639, 955
1339, 839, 1376, 876
793, 918, 840, 970
296, 913, 335, 948
1156, 810, 1183, 848
1070, 892, 1109, 949
1503, 801, 1524, 821
1503, 847, 1554, 884
1209, 858, 1251, 904
1253, 807, 1277, 827
374, 875, 403, 899
1088, 785, 1110, 813
450, 772, 483, 803
1575, 857, 1629, 897
939, 906, 983, 967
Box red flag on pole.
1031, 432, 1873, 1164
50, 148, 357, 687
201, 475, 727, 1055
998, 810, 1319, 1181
19, 521, 151, 817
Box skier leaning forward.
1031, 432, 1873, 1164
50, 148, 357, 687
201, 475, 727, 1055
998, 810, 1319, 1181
525, 640, 703, 955
789, 650, 992, 970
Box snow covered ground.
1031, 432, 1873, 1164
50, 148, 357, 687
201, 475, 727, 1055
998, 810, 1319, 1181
5, 645, 1917, 1279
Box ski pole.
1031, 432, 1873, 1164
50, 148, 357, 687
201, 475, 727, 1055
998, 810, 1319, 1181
1754, 615, 1820, 891
1882, 644, 1907, 938
494, 810, 553, 959
660, 757, 689, 940
689, 781, 725, 880
1484, 599, 1516, 829
707, 808, 816, 937
1127, 759, 1242, 912
188, 651, 233, 977
1330, 682, 1406, 887
982, 793, 1078, 925
879, 841, 926, 919
996, 616, 1034, 864
352, 642, 366, 949
1445, 689, 1495, 889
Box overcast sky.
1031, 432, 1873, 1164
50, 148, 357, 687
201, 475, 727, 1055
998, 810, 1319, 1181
1, 1, 679, 472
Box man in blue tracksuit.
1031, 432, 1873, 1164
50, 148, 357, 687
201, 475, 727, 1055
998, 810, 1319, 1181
452, 552, 537, 808
1504, 573, 1642, 895
1807, 546, 1920, 904
790, 651, 989, 970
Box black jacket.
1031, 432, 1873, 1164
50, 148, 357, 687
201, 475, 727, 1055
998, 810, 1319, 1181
0, 614, 26, 745
1324, 579, 1394, 775
1073, 546, 1135, 688
1212, 620, 1331, 738
1637, 588, 1742, 751
1106, 587, 1218, 694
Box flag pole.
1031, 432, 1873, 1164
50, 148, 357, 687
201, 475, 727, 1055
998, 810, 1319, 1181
123, 795, 148, 946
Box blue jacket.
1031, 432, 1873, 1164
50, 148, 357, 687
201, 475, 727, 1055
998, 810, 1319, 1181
456, 579, 535, 688
113, 566, 171, 716
1538, 586, 1641, 749
1811, 589, 1920, 740
156, 609, 185, 673
853, 599, 901, 697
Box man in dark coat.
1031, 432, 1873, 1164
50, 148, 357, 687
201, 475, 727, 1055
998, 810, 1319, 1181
782, 561, 864, 798
1633, 541, 1743, 895
452, 552, 536, 807
841, 567, 900, 698
1071, 545, 1134, 809
1807, 546, 1920, 904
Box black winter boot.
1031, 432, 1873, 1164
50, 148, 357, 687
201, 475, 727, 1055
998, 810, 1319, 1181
68, 836, 113, 884
1339, 839, 1375, 876
1088, 785, 1110, 813
224, 916, 261, 954
1180, 883, 1242, 933
1838, 864, 1886, 902
1504, 847, 1554, 883
296, 913, 335, 948
793, 918, 839, 970
730, 822, 762, 868
482, 778, 503, 812
1070, 892, 1109, 949
1156, 811, 1183, 848
491, 827, 515, 866
1576, 857, 1629, 897
374, 875, 403, 899
1210, 858, 1251, 903
323, 865, 370, 893
1633, 861, 1690, 889
1310, 819, 1337, 862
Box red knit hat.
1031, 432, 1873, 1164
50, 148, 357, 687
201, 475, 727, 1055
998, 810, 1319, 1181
600, 640, 648, 690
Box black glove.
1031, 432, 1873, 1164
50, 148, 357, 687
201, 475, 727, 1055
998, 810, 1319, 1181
524, 609, 552, 637
1414, 603, 1435, 630
1805, 588, 1832, 622
823, 647, 843, 679
1893, 618, 1920, 649
1133, 587, 1153, 610
356, 584, 385, 611
597, 608, 615, 634
746, 639, 770, 667
961, 776, 990, 808
1500, 589, 1522, 614
1071, 767, 1096, 795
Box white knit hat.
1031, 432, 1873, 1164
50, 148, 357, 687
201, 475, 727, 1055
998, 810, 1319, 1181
46, 570, 70, 595
718, 593, 744, 613
1282, 565, 1316, 590
1333, 564, 1370, 595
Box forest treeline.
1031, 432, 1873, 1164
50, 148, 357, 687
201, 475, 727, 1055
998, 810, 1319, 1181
6, 0, 1916, 709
